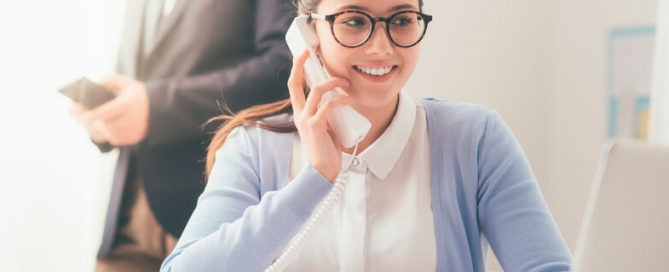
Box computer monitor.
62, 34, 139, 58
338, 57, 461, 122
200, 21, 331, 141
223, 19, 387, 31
574, 140, 669, 271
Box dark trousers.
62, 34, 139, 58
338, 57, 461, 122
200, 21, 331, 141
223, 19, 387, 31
95, 174, 178, 272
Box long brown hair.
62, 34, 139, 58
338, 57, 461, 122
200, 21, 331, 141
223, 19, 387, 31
205, 0, 425, 176
205, 99, 296, 176
204, 0, 320, 176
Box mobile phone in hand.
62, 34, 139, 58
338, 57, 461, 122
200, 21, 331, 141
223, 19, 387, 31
59, 77, 116, 109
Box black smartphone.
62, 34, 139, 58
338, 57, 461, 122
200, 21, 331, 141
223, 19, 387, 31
59, 77, 116, 109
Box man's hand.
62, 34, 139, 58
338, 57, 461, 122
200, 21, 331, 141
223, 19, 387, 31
71, 75, 150, 147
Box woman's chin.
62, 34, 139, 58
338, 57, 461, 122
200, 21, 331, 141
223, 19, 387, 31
348, 91, 399, 111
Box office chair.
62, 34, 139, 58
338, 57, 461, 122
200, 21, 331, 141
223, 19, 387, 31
574, 140, 669, 271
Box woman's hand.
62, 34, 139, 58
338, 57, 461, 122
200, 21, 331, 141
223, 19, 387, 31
288, 50, 352, 183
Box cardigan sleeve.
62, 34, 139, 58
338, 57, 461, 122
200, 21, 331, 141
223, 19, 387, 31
160, 126, 333, 272
476, 111, 573, 272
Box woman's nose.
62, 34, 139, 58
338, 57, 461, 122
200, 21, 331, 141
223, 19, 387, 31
364, 23, 394, 55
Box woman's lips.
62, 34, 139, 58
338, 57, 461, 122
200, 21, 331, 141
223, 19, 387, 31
353, 65, 398, 83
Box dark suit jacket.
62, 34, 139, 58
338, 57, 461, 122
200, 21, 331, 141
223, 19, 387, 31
98, 0, 294, 257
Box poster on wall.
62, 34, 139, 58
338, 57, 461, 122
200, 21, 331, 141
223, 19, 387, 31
607, 27, 656, 140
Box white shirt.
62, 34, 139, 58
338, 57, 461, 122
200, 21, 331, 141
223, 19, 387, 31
286, 92, 436, 272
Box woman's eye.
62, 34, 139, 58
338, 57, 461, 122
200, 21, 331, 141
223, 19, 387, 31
392, 17, 414, 26
342, 17, 366, 27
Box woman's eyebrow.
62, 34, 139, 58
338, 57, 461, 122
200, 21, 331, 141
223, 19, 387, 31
337, 4, 367, 12
389, 4, 418, 12
336, 4, 418, 13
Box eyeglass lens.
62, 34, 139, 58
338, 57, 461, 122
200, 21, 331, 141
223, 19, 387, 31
332, 11, 427, 47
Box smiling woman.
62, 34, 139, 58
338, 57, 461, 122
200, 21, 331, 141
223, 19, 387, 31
0, 1, 126, 271
160, 0, 572, 271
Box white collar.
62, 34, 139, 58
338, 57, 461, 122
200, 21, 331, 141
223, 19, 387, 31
345, 91, 417, 179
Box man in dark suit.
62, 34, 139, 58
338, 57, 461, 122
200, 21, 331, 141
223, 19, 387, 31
72, 0, 294, 270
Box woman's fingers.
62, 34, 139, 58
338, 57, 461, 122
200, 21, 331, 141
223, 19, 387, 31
289, 49, 351, 122
303, 78, 349, 117
311, 94, 354, 124
287, 50, 354, 183
287, 50, 310, 116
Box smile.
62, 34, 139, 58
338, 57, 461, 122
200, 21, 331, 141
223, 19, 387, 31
353, 65, 396, 76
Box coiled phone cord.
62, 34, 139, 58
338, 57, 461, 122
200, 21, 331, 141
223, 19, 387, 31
265, 143, 360, 272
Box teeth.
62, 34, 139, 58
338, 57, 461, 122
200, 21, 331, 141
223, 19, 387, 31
355, 65, 393, 76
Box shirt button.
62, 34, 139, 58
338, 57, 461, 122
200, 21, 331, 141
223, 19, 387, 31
352, 158, 360, 166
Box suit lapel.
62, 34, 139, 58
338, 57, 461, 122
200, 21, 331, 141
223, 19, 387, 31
144, 0, 188, 58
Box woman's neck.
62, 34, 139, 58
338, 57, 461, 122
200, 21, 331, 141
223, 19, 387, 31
342, 95, 399, 155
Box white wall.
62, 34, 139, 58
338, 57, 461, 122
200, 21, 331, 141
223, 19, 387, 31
0, 1, 125, 271
650, 0, 669, 143
408, 0, 552, 190
410, 0, 658, 263
545, 0, 658, 249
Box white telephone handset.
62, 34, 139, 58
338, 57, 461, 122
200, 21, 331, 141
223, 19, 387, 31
285, 16, 371, 148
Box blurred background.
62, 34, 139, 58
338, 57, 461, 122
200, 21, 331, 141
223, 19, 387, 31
0, 1, 125, 271
0, 0, 665, 271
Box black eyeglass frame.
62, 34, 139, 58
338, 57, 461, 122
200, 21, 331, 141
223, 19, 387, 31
309, 10, 433, 48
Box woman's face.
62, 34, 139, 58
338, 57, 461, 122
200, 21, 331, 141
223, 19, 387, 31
313, 0, 422, 110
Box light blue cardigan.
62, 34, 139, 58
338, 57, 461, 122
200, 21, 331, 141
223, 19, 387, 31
161, 99, 573, 271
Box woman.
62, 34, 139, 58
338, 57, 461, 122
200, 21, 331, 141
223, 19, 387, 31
161, 0, 573, 271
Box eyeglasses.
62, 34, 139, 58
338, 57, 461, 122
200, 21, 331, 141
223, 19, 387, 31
309, 10, 433, 48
